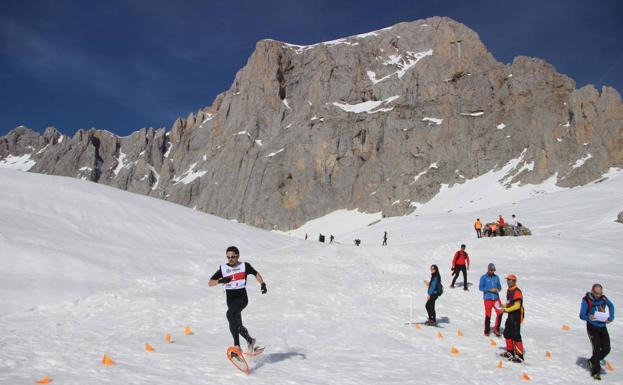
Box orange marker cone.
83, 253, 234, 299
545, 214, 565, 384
545, 351, 551, 358
457, 330, 463, 337
415, 324, 421, 330
184, 325, 192, 336
145, 343, 155, 352
165, 334, 172, 344
437, 331, 444, 339
521, 372, 531, 381
497, 360, 503, 368
562, 324, 570, 331
450, 346, 460, 355
35, 375, 51, 384
490, 339, 497, 347
102, 354, 114, 366
606, 361, 614, 371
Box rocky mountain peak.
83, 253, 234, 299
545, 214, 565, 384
2, 17, 622, 230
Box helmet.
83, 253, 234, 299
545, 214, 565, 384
505, 274, 517, 281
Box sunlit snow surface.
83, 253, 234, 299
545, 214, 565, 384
1, 167, 622, 384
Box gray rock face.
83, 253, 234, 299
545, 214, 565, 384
617, 211, 623, 224
2, 17, 623, 230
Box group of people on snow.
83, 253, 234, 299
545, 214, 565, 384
474, 214, 521, 238
423, 243, 614, 379
209, 242, 614, 381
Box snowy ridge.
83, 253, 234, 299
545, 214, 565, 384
0, 154, 36, 171
172, 162, 207, 185
368, 49, 433, 84
333, 95, 400, 114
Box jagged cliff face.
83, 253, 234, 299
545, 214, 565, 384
2, 17, 622, 230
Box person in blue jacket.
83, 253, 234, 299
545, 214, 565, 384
479, 263, 503, 336
579, 283, 615, 380
425, 264, 442, 326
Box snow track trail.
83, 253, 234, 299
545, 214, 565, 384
0, 169, 621, 384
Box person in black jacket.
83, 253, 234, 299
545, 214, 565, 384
424, 264, 442, 326
209, 246, 267, 353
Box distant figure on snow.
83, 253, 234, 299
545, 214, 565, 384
354, 239, 361, 246
382, 231, 388, 246
450, 244, 470, 291
305, 233, 308, 240
474, 218, 482, 238
479, 263, 503, 336
488, 222, 498, 237
579, 283, 615, 380
498, 215, 506, 236
424, 264, 442, 326
511, 214, 520, 236
330, 234, 334, 243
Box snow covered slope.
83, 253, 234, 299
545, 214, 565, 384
0, 168, 621, 384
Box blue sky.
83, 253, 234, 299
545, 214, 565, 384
1, 0, 621, 136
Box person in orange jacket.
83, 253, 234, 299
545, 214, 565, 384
474, 218, 483, 238
450, 244, 470, 291
501, 274, 524, 362
489, 222, 498, 237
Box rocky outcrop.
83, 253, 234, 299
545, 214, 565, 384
2, 17, 622, 230
617, 211, 623, 224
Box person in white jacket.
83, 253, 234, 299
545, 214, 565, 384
511, 214, 519, 236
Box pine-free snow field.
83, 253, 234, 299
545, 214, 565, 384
0, 168, 621, 384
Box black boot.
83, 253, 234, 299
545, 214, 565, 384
484, 316, 491, 336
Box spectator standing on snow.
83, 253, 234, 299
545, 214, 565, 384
330, 234, 334, 243
474, 218, 483, 238
424, 264, 442, 326
450, 244, 470, 291
511, 214, 520, 236
501, 274, 524, 363
382, 231, 388, 246
479, 263, 503, 336
498, 215, 506, 236
579, 283, 615, 380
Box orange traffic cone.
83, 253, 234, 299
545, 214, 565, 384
562, 324, 570, 331
415, 324, 421, 330
165, 334, 172, 344
35, 375, 51, 384
545, 351, 551, 358
184, 325, 192, 336
490, 339, 497, 347
437, 331, 444, 339
522, 372, 531, 381
606, 361, 614, 371
457, 330, 463, 337
145, 343, 155, 352
450, 346, 460, 355
102, 354, 114, 366
497, 360, 503, 368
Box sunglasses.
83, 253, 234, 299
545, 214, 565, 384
227, 255, 239, 259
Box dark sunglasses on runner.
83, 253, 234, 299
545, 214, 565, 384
227, 255, 238, 259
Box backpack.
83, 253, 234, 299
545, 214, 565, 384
437, 279, 444, 296
582, 294, 607, 317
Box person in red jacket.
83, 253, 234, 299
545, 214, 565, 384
498, 215, 506, 236
450, 244, 470, 291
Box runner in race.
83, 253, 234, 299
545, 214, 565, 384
209, 246, 267, 356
